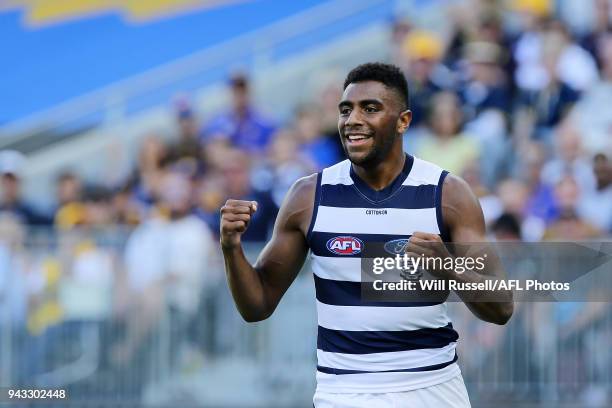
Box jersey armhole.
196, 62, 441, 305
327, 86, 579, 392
306, 172, 322, 245
435, 170, 452, 243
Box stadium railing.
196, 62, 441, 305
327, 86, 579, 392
0, 231, 610, 407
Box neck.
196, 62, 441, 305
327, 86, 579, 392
352, 149, 406, 191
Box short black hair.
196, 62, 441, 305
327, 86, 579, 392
343, 62, 409, 110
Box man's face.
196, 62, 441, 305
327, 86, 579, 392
338, 81, 409, 167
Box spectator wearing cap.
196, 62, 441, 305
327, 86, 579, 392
168, 100, 203, 166
0, 150, 51, 226
400, 30, 453, 129
202, 73, 276, 154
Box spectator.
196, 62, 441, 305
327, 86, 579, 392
131, 135, 168, 208
213, 149, 278, 242
169, 100, 202, 163
314, 75, 345, 150
579, 0, 612, 67
461, 161, 503, 225
0, 214, 28, 383
194, 170, 226, 232
543, 176, 601, 240
496, 178, 530, 220
389, 17, 413, 68
540, 122, 596, 193
202, 73, 276, 154
264, 129, 315, 207
54, 172, 86, 229
577, 153, 612, 232
416, 92, 481, 176
472, 12, 518, 93
516, 28, 581, 141
459, 41, 513, 186
459, 41, 512, 119
293, 105, 340, 170
161, 170, 215, 370
543, 207, 601, 240
496, 177, 551, 241
511, 0, 552, 91
571, 32, 612, 154
0, 214, 28, 328
81, 185, 115, 228
115, 170, 214, 370
514, 17, 598, 93
521, 142, 558, 224
300, 74, 347, 164
491, 213, 522, 241
0, 150, 51, 226
400, 30, 451, 128
114, 205, 167, 367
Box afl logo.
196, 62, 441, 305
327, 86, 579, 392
384, 238, 410, 255
326, 236, 363, 255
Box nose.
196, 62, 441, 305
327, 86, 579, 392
344, 108, 364, 128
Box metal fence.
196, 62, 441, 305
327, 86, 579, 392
0, 229, 610, 407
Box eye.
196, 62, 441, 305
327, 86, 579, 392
339, 106, 351, 115
365, 105, 379, 113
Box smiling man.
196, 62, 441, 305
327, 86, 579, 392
220, 62, 513, 407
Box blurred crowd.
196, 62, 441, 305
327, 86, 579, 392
0, 0, 611, 400
1, 1, 611, 243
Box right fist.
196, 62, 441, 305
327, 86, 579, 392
220, 199, 258, 249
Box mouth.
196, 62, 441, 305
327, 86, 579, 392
344, 133, 373, 146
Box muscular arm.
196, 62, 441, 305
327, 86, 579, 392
441, 174, 514, 325
221, 174, 316, 322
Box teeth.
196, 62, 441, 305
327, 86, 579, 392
348, 135, 367, 141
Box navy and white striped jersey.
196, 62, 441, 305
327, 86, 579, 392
306, 154, 461, 393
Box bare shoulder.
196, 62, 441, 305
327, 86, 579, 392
277, 173, 318, 232
440, 173, 484, 232
289, 173, 318, 201
441, 174, 476, 206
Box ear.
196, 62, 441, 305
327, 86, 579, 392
397, 109, 412, 135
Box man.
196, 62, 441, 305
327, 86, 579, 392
203, 73, 276, 154
220, 63, 513, 407
0, 150, 51, 226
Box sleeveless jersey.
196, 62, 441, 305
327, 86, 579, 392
306, 154, 461, 393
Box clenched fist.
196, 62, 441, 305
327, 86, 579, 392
220, 199, 258, 249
